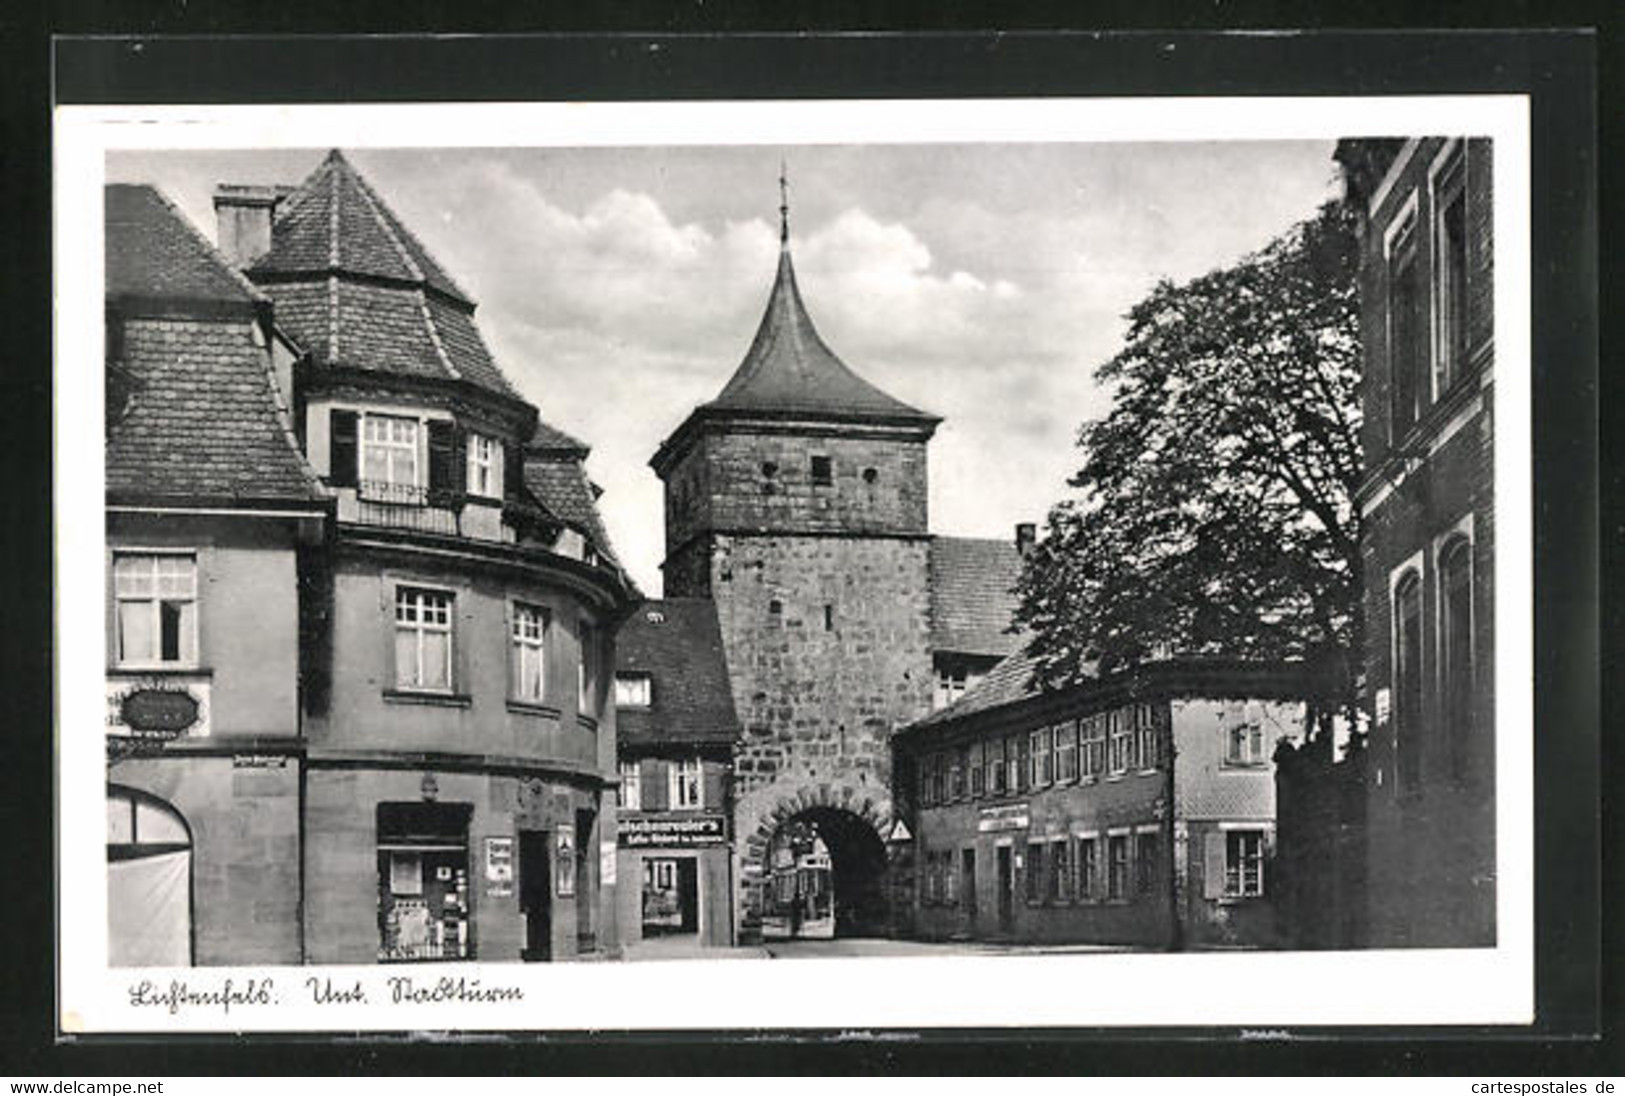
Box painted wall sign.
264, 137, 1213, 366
232, 754, 288, 769
617, 814, 726, 848
105, 675, 211, 739
977, 803, 1031, 833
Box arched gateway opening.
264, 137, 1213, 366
759, 806, 889, 940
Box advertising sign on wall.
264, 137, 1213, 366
617, 814, 726, 848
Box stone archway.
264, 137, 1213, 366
742, 785, 892, 939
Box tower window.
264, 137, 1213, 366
810, 455, 832, 486
769, 599, 783, 618
862, 467, 878, 485
761, 461, 778, 478
823, 604, 834, 631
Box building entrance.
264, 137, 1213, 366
642, 857, 700, 936
761, 806, 888, 940
519, 830, 551, 961
107, 787, 193, 967
996, 845, 1014, 934
376, 801, 472, 962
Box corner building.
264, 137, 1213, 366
650, 219, 945, 941
221, 151, 636, 963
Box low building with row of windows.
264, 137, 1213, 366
891, 656, 1335, 949
103, 153, 637, 967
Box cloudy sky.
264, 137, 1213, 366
108, 142, 1339, 594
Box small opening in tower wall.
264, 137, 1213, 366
810, 455, 832, 486
862, 467, 878, 485
823, 604, 834, 631
769, 598, 783, 618
761, 461, 777, 478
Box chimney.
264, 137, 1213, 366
1015, 522, 1036, 557
212, 185, 285, 268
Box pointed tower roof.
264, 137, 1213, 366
241, 150, 522, 403
702, 242, 938, 422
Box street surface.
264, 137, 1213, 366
622, 935, 1133, 961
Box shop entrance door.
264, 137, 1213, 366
642, 857, 699, 936
961, 848, 977, 931
996, 846, 1013, 934
519, 830, 551, 962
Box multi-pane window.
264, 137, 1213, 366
1030, 727, 1052, 787
1389, 214, 1426, 439
918, 759, 934, 806
1055, 722, 1078, 782
577, 620, 599, 715
1224, 724, 1265, 767
1014, 734, 1031, 793
1080, 716, 1105, 778
969, 740, 985, 796
614, 672, 652, 708
1135, 832, 1160, 897
1050, 839, 1071, 903
113, 553, 198, 665
669, 759, 703, 810
1394, 570, 1424, 790
1225, 830, 1265, 897
1440, 536, 1475, 779
510, 602, 547, 702
1434, 153, 1469, 395
1107, 834, 1130, 900
1025, 842, 1045, 904
363, 414, 420, 490
466, 432, 501, 498
1077, 837, 1099, 901
935, 666, 969, 710
1108, 710, 1134, 774
619, 760, 641, 812
395, 587, 452, 690
989, 737, 1008, 795
1135, 704, 1160, 770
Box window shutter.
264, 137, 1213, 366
329, 410, 358, 487
703, 762, 724, 811
641, 760, 666, 812
1203, 831, 1226, 900
427, 420, 460, 503
505, 443, 525, 501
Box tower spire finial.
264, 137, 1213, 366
778, 160, 789, 245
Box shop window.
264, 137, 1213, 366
1055, 722, 1078, 782
1393, 569, 1424, 791
395, 586, 453, 692
1077, 836, 1099, 901
1025, 842, 1045, 904
1388, 212, 1426, 439
1107, 834, 1130, 900
642, 857, 698, 936
1223, 724, 1265, 767
1433, 150, 1469, 395
1049, 839, 1071, 903
466, 432, 502, 498
113, 552, 198, 667
377, 802, 472, 962
619, 760, 641, 812
510, 602, 548, 703
1225, 830, 1265, 897
669, 759, 703, 810
810, 454, 832, 487
1135, 832, 1160, 897
106, 787, 192, 967
1440, 535, 1475, 780
615, 672, 653, 709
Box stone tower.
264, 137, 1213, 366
651, 193, 940, 937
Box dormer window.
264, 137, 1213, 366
615, 673, 652, 709
363, 414, 420, 494
466, 432, 501, 499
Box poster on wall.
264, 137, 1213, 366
600, 841, 617, 886
484, 836, 513, 898
555, 829, 575, 898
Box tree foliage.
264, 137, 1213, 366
1015, 199, 1363, 702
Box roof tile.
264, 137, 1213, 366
929, 536, 1025, 657
615, 599, 740, 747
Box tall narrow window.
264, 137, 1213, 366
989, 737, 1008, 795
1055, 723, 1078, 782
1434, 154, 1469, 394
1030, 727, 1052, 787
1389, 216, 1426, 439
1050, 839, 1071, 903
810, 455, 832, 486
1135, 832, 1160, 897
1077, 836, 1098, 900
577, 620, 599, 715
1225, 830, 1265, 897
1393, 570, 1424, 790
1440, 537, 1475, 780
669, 759, 703, 810
396, 587, 452, 691
1108, 710, 1134, 774
1107, 834, 1130, 900
362, 414, 421, 500
1025, 842, 1045, 904
969, 740, 985, 797
510, 603, 547, 703
1080, 716, 1105, 778
466, 432, 501, 498
1014, 734, 1030, 793
113, 553, 198, 666
1136, 704, 1160, 770
619, 760, 641, 811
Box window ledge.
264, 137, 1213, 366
507, 700, 561, 719
111, 664, 212, 677
576, 713, 599, 730
383, 688, 472, 709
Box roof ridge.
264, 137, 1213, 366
340, 152, 472, 304
345, 160, 426, 282
137, 184, 271, 306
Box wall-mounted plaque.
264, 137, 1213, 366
554, 829, 576, 897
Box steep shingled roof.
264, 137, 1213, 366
615, 600, 740, 748
929, 536, 1025, 657
522, 454, 621, 571
105, 184, 326, 506
703, 242, 938, 423
244, 150, 522, 402
910, 649, 1046, 730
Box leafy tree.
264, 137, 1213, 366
1015, 199, 1363, 712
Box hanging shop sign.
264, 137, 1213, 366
105, 675, 211, 740
617, 814, 726, 848
484, 836, 514, 897
977, 803, 1031, 833
554, 829, 576, 898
